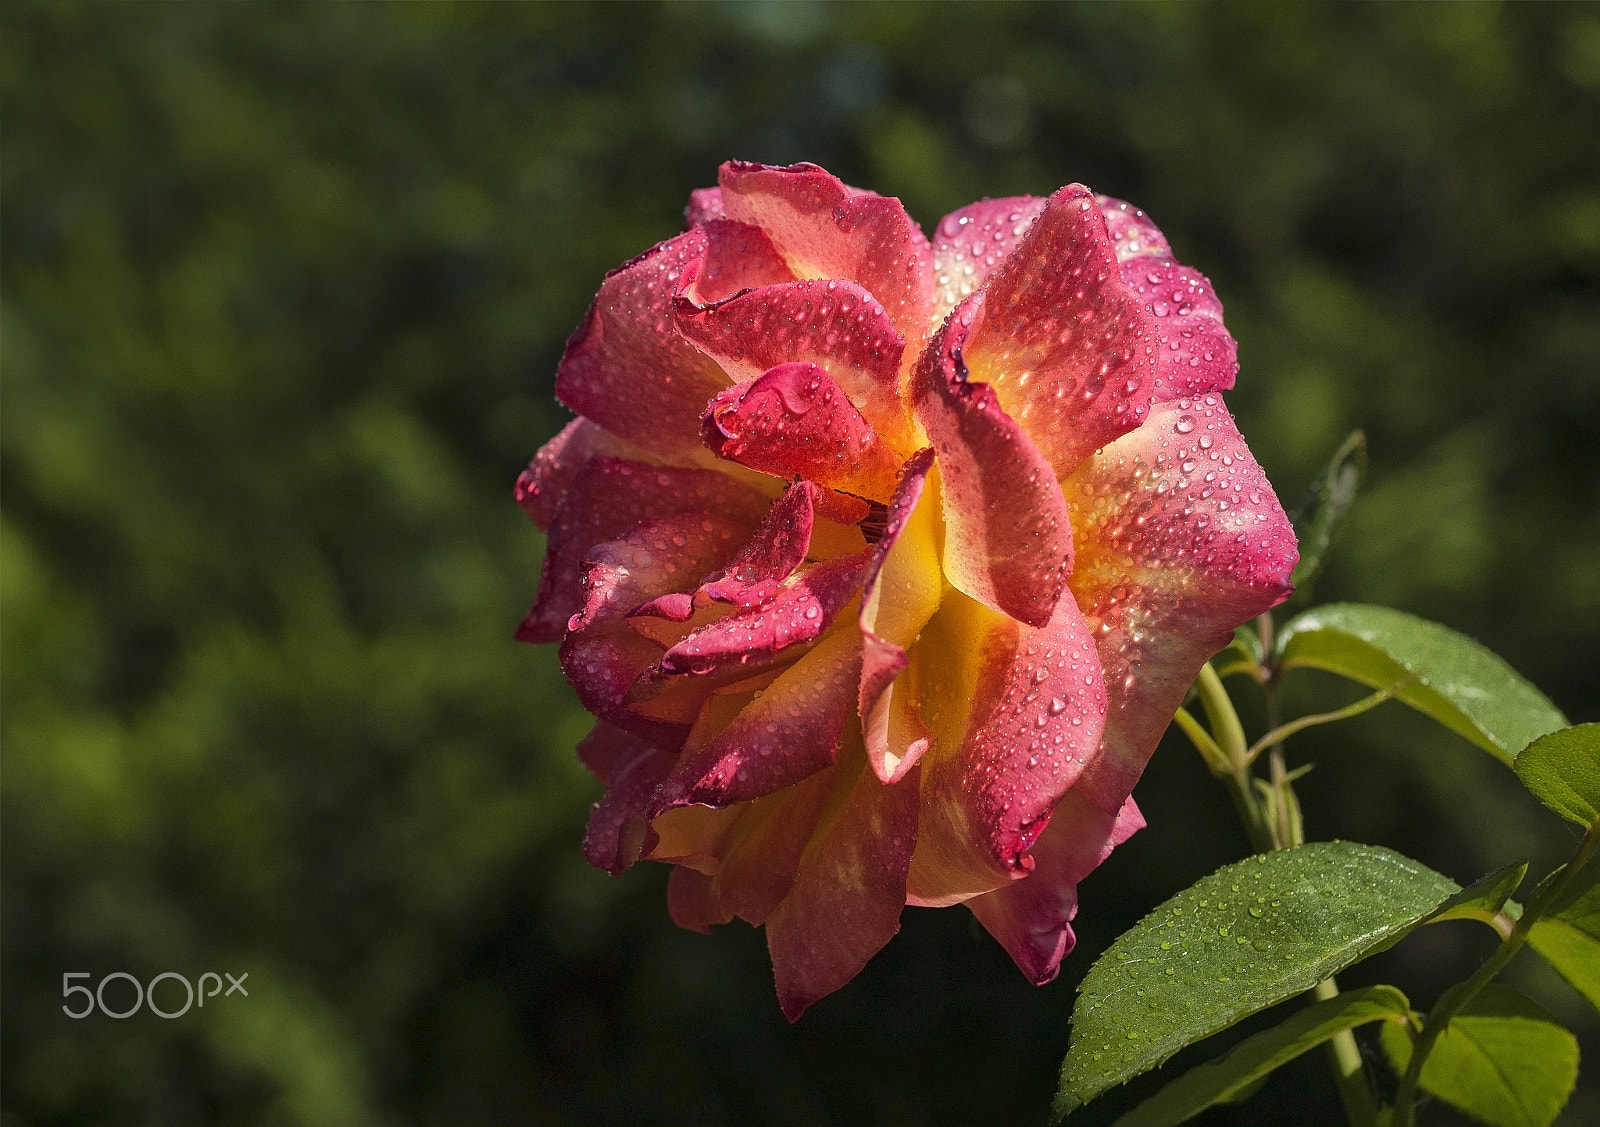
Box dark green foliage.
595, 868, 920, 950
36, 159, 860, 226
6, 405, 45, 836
4, 2, 1597, 1124
1057, 843, 1457, 1113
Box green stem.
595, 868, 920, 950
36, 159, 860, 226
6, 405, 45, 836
1392, 822, 1600, 1126
1210, 619, 1374, 1127
1243, 675, 1418, 766
1196, 663, 1249, 765
1183, 669, 1275, 853
1316, 977, 1379, 1127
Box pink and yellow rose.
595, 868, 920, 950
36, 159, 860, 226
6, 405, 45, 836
516, 162, 1297, 1019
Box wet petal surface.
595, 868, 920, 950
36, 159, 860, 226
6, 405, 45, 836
961, 185, 1161, 479
718, 161, 934, 355
677, 278, 915, 451
766, 750, 921, 1021
907, 588, 1107, 904
519, 457, 769, 644
966, 793, 1143, 984
911, 315, 1074, 628
930, 195, 1047, 327
702, 362, 904, 502
554, 229, 733, 459
652, 626, 863, 811
1064, 398, 1297, 812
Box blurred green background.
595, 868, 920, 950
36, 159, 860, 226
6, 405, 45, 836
4, 3, 1598, 1124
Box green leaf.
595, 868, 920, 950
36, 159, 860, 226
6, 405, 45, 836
1275, 604, 1567, 763
1528, 858, 1600, 1013
1054, 842, 1459, 1118
1428, 861, 1528, 928
1529, 920, 1600, 1014
1288, 429, 1366, 600
1383, 985, 1578, 1127
1514, 723, 1600, 827
1112, 985, 1410, 1127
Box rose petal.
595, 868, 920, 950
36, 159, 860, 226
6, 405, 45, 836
858, 448, 941, 646
560, 625, 693, 748
685, 186, 725, 227
575, 720, 651, 786
910, 314, 1074, 628
1064, 398, 1297, 814
808, 491, 872, 529
647, 802, 745, 871
667, 766, 838, 932
859, 635, 930, 787
857, 449, 941, 785
554, 228, 732, 459
697, 480, 819, 608
667, 866, 730, 933
651, 625, 863, 811
1098, 196, 1237, 402
571, 510, 751, 632
558, 506, 762, 747
906, 587, 1107, 905
676, 279, 916, 451
1096, 195, 1171, 263
961, 184, 1162, 479
930, 195, 1047, 328
701, 362, 904, 502
690, 219, 796, 305
518, 456, 769, 644
1123, 258, 1238, 404
766, 751, 920, 1021
966, 792, 1144, 984
657, 551, 870, 678
718, 161, 934, 356
578, 725, 678, 875
515, 419, 636, 532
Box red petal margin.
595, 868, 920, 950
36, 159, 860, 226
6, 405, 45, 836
650, 625, 863, 811
960, 184, 1162, 480
658, 551, 871, 678
515, 419, 635, 532
685, 186, 725, 226
718, 161, 934, 356
577, 723, 679, 875
766, 753, 921, 1021
676, 279, 916, 452
930, 195, 1047, 327
691, 219, 796, 305
966, 792, 1144, 984
1098, 195, 1238, 402
570, 511, 751, 633
910, 313, 1074, 628
697, 480, 820, 608
554, 228, 732, 460
906, 588, 1107, 905
519, 456, 769, 644
1065, 398, 1297, 815
1096, 194, 1171, 262
701, 362, 905, 502
559, 510, 754, 748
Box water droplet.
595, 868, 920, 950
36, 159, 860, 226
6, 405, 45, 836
1174, 414, 1196, 434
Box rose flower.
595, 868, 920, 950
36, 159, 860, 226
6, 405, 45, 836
516, 162, 1297, 1019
